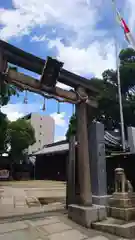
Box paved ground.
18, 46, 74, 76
0, 181, 129, 239
0, 181, 66, 207
0, 214, 128, 240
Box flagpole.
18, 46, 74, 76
112, 0, 126, 151
127, 34, 135, 50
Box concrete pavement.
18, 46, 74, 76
0, 214, 128, 240
0, 182, 129, 239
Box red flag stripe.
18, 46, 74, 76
121, 18, 130, 33
116, 10, 130, 34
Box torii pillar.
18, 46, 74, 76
68, 87, 107, 228
75, 89, 92, 206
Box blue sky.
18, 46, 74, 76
0, 0, 134, 141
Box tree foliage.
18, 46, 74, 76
0, 73, 35, 159
66, 48, 135, 140
66, 114, 76, 140
8, 119, 36, 162
0, 113, 8, 154
0, 79, 18, 154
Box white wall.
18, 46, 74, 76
28, 113, 55, 154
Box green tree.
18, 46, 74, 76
66, 114, 76, 140
0, 113, 8, 154
8, 119, 36, 163
0, 73, 18, 154
66, 48, 135, 140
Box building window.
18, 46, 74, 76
40, 125, 42, 128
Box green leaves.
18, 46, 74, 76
8, 119, 36, 162
0, 82, 18, 106
119, 48, 135, 64
0, 112, 8, 154
66, 114, 76, 140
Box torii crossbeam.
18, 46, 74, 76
0, 40, 98, 106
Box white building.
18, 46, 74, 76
23, 113, 55, 155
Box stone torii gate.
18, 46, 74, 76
0, 40, 106, 227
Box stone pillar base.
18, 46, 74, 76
108, 206, 135, 221
92, 195, 111, 206
68, 204, 107, 228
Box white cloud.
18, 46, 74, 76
0, 0, 118, 79
31, 35, 47, 42
48, 38, 116, 78
50, 112, 66, 127
54, 135, 66, 142
6, 111, 23, 121
1, 103, 41, 121
126, 0, 135, 33
0, 0, 132, 79
0, 0, 100, 40
56, 82, 71, 90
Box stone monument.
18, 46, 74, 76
88, 122, 108, 205
108, 167, 135, 221
92, 168, 135, 238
